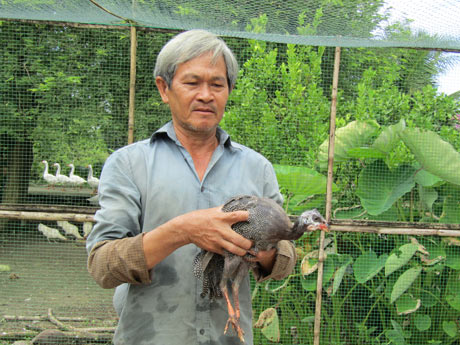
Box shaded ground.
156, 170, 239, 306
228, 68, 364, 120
0, 231, 117, 344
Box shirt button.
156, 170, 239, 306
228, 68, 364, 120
201, 186, 205, 192
200, 329, 205, 335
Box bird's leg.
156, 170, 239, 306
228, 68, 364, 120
232, 262, 249, 323
221, 282, 237, 334
222, 261, 249, 343
220, 257, 246, 342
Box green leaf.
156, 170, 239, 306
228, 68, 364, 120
395, 294, 420, 314
385, 330, 406, 345
254, 308, 280, 342
301, 315, 315, 323
414, 314, 431, 331
414, 169, 443, 187
401, 128, 460, 185
385, 243, 419, 276
317, 120, 380, 169
446, 294, 460, 312
274, 164, 338, 196
421, 289, 437, 308
356, 160, 416, 215
390, 266, 422, 304
301, 273, 317, 291
442, 321, 458, 337
417, 185, 438, 212
441, 194, 460, 224
300, 256, 335, 291
385, 321, 408, 345
353, 251, 387, 284
372, 119, 406, 155
264, 278, 289, 293
332, 255, 353, 296
445, 246, 460, 270
347, 147, 386, 159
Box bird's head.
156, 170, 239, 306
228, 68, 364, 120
289, 209, 328, 240
299, 209, 328, 231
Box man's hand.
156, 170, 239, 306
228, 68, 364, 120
246, 247, 277, 273
143, 205, 252, 270
180, 206, 252, 256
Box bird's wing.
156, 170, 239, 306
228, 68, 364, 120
196, 250, 215, 277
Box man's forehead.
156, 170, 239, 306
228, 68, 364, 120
180, 72, 227, 81
175, 53, 228, 78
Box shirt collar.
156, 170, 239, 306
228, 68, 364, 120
150, 121, 237, 150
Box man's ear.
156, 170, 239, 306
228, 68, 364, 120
155, 76, 169, 103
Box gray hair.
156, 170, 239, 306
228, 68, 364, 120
154, 29, 238, 90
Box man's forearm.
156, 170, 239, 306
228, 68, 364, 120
87, 234, 151, 289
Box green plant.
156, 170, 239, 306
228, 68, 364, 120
273, 164, 339, 214
317, 119, 460, 222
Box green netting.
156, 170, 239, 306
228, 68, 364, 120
1, 0, 460, 49
1, 1, 460, 345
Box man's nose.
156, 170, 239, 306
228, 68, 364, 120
197, 84, 213, 102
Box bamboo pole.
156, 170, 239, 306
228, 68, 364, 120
331, 225, 460, 236
0, 210, 94, 223
314, 46, 341, 345
332, 219, 460, 230
128, 25, 137, 144
0, 204, 98, 214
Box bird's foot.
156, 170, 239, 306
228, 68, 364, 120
224, 315, 245, 343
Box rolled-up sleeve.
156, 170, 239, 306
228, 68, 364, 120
252, 240, 297, 282
86, 148, 147, 288
87, 234, 151, 288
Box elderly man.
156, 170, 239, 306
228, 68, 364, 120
86, 29, 296, 345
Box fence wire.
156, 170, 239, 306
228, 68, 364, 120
1, 21, 460, 345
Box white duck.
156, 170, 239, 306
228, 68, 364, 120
68, 163, 86, 186
41, 160, 58, 186
53, 163, 71, 184
86, 165, 100, 190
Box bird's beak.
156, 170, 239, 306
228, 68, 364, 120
319, 223, 329, 232
307, 223, 329, 232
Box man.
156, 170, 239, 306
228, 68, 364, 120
86, 29, 296, 345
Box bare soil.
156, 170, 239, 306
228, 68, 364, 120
0, 233, 117, 344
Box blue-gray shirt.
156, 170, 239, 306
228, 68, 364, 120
87, 121, 283, 345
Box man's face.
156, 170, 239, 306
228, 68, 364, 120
156, 52, 230, 135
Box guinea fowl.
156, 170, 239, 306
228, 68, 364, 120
193, 195, 328, 342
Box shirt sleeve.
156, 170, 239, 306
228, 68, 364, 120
87, 234, 151, 289
252, 240, 297, 282
86, 148, 147, 288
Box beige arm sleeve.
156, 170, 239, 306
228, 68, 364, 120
87, 233, 151, 289
252, 240, 297, 282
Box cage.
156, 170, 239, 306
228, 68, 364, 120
1, 1, 460, 344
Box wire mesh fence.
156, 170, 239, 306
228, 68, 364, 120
1, 8, 460, 345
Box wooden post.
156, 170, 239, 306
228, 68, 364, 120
314, 46, 341, 345
128, 25, 137, 144
0, 210, 94, 223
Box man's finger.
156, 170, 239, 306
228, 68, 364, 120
223, 241, 249, 257
223, 210, 249, 224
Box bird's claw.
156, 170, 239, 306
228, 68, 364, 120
224, 316, 245, 343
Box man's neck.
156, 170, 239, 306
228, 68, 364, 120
173, 124, 219, 181
174, 124, 218, 154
